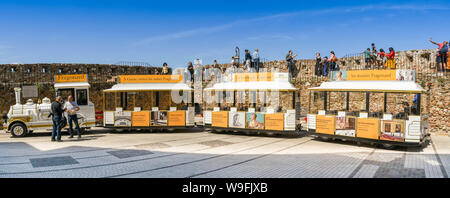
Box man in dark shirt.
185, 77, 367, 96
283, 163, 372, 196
51, 96, 65, 142
244, 49, 252, 71
286, 50, 298, 80
187, 62, 194, 83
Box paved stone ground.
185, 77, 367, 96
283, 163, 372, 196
0, 128, 448, 178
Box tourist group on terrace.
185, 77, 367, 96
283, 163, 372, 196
154, 38, 449, 84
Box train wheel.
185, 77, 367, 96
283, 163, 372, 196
381, 143, 395, 149
319, 136, 330, 141
11, 123, 27, 137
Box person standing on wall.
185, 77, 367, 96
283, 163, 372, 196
378, 48, 386, 68
362, 48, 372, 69
429, 38, 448, 72
51, 96, 65, 142
371, 43, 378, 68
162, 62, 170, 75
286, 50, 298, 81
386, 47, 396, 69
315, 52, 322, 76
329, 51, 338, 71
187, 62, 194, 83
244, 49, 253, 72
253, 49, 260, 73
64, 95, 81, 139
322, 56, 329, 77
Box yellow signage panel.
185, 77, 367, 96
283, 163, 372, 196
316, 115, 336, 135
347, 70, 396, 81
119, 75, 183, 83
132, 111, 150, 127
265, 113, 284, 131
234, 73, 274, 82
212, 111, 228, 128
356, 118, 380, 140
55, 74, 87, 83
168, 111, 186, 126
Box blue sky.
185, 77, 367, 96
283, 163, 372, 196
0, 0, 449, 68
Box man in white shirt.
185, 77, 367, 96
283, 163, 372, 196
64, 95, 81, 139
253, 49, 260, 73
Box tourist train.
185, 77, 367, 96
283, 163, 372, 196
2, 69, 430, 148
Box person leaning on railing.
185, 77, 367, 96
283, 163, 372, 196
378, 49, 387, 68
385, 47, 396, 69
429, 38, 448, 72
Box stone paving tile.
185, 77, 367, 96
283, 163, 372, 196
30, 156, 79, 168
134, 142, 171, 150
107, 149, 154, 159
198, 140, 233, 147
374, 167, 425, 178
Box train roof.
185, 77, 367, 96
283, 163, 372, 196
103, 83, 193, 92
204, 81, 297, 91
54, 82, 90, 89
308, 81, 425, 93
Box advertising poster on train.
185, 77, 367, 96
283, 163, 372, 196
307, 114, 316, 130
212, 111, 228, 128
380, 120, 405, 142
330, 70, 347, 81
347, 70, 396, 81
246, 113, 264, 130
265, 113, 284, 131
284, 110, 296, 131
132, 111, 150, 127
203, 111, 212, 124
228, 112, 245, 128
114, 111, 132, 127
356, 118, 380, 139
104, 111, 115, 125
335, 116, 356, 137
315, 115, 335, 135
186, 107, 195, 126
151, 111, 168, 126
396, 70, 416, 81
168, 111, 185, 126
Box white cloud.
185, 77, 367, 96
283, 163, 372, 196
133, 3, 449, 45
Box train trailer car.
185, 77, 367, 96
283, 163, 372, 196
202, 72, 300, 135
102, 75, 195, 131
306, 70, 430, 148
